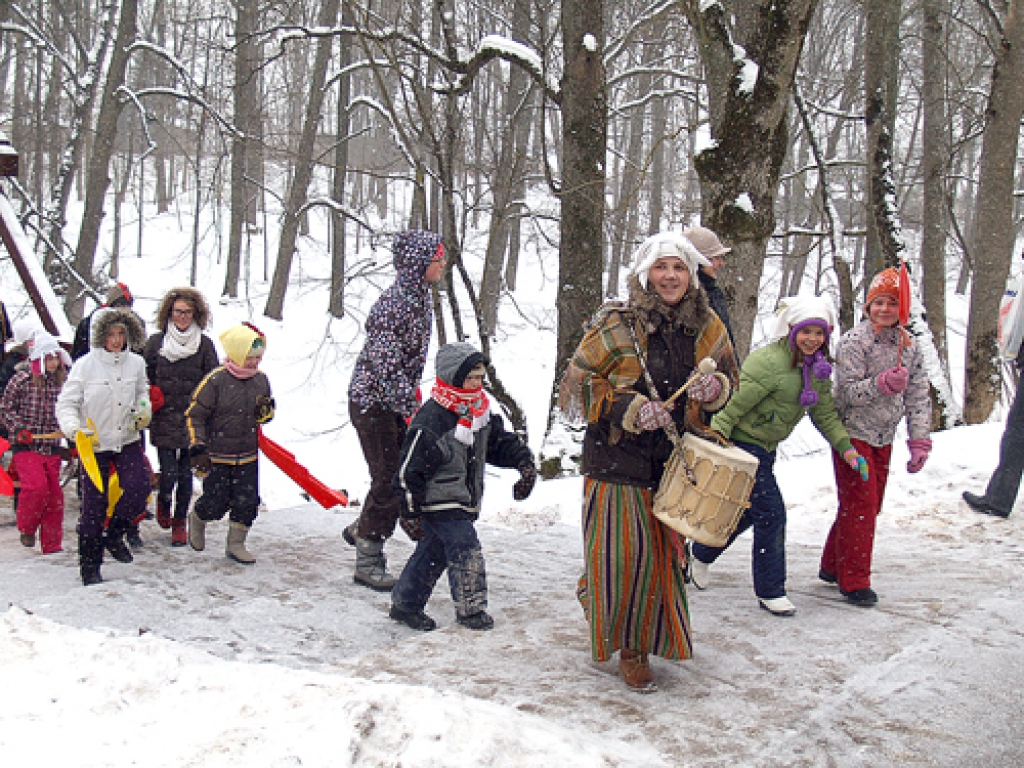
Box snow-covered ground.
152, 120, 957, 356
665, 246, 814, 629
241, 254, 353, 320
1, 201, 1022, 765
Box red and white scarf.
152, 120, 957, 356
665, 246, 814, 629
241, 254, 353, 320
431, 378, 490, 445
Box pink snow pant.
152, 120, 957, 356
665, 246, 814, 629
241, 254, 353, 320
13, 451, 65, 553
822, 439, 891, 592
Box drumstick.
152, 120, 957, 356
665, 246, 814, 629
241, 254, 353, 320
32, 431, 65, 440
664, 358, 717, 406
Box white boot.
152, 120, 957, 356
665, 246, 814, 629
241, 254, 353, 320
685, 541, 710, 590
759, 596, 796, 616
188, 509, 207, 551
226, 522, 255, 564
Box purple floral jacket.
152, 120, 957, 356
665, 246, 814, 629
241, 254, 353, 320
833, 319, 931, 447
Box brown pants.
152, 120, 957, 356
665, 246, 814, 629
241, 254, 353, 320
349, 401, 408, 542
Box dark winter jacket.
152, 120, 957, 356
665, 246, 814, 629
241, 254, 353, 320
0, 346, 28, 395
698, 269, 735, 346
348, 230, 442, 417
186, 367, 272, 462
144, 331, 218, 449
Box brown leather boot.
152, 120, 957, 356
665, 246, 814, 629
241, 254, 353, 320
619, 649, 657, 693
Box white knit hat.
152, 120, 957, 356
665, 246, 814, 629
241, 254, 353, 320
770, 295, 838, 342
632, 231, 711, 289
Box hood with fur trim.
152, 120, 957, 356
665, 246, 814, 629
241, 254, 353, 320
626, 273, 711, 332
154, 287, 211, 330
90, 308, 146, 351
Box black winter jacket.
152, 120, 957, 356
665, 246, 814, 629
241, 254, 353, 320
186, 367, 272, 462
144, 332, 219, 449
393, 399, 532, 521
698, 269, 735, 346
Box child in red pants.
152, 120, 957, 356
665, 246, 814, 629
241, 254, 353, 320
0, 331, 70, 553
823, 268, 932, 606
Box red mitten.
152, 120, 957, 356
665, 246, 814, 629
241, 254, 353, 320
149, 385, 165, 413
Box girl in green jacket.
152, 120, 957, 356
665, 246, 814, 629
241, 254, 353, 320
688, 295, 867, 616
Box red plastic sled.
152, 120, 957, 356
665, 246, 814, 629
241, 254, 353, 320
258, 429, 348, 509
0, 437, 13, 496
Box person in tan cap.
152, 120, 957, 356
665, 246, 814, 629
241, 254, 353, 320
683, 225, 734, 344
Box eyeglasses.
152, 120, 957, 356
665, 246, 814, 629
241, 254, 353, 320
172, 308, 194, 317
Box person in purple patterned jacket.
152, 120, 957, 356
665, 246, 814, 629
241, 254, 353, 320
344, 229, 446, 590
821, 268, 932, 607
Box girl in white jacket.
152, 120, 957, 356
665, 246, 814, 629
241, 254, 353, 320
57, 309, 151, 586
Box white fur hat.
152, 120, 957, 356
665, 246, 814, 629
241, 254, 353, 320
632, 231, 711, 289
770, 295, 838, 342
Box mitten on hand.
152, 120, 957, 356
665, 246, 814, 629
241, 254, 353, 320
687, 373, 723, 404
149, 385, 165, 414
877, 366, 910, 396
843, 448, 870, 482
906, 437, 932, 473
189, 445, 211, 477
635, 400, 674, 431
513, 462, 537, 501
129, 399, 152, 432
255, 395, 275, 424
15, 429, 33, 445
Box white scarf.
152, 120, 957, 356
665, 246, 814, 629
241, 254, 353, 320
160, 322, 202, 362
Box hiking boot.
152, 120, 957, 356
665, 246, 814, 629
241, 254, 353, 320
104, 534, 133, 564
19, 532, 35, 548
962, 491, 1010, 518
818, 569, 838, 584
389, 605, 437, 631
126, 527, 144, 549
171, 518, 187, 547
457, 611, 495, 631
226, 522, 256, 564
188, 509, 207, 551
354, 537, 397, 591
619, 649, 657, 693
759, 596, 797, 616
156, 500, 172, 529
841, 587, 878, 606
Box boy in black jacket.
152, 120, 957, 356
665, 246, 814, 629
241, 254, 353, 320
390, 342, 536, 631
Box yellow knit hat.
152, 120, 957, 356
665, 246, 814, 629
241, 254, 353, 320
219, 323, 266, 366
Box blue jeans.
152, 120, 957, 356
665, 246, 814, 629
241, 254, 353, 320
391, 518, 488, 619
690, 442, 788, 600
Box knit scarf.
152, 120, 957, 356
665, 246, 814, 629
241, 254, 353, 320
223, 359, 260, 380
160, 322, 202, 362
431, 378, 490, 445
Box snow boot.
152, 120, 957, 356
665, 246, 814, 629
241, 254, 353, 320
342, 519, 359, 546
758, 596, 797, 616
188, 509, 207, 551
962, 491, 1011, 518
685, 540, 710, 590
104, 525, 134, 564
818, 569, 838, 584
226, 522, 256, 564
354, 537, 397, 591
841, 587, 878, 606
20, 531, 35, 548
156, 499, 172, 529
171, 518, 188, 547
389, 605, 437, 631
619, 649, 657, 694
457, 611, 495, 631
126, 525, 144, 549
81, 564, 103, 586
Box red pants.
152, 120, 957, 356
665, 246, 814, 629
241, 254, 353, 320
13, 451, 65, 554
821, 439, 891, 592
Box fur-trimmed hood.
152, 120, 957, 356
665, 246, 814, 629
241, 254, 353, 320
90, 308, 146, 350
154, 287, 211, 330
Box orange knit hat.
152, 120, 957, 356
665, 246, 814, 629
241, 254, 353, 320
865, 267, 899, 310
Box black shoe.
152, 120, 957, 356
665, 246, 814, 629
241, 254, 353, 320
81, 566, 103, 586
342, 520, 358, 546
457, 611, 495, 631
389, 605, 437, 631
104, 535, 134, 564
818, 569, 838, 584
126, 529, 144, 549
962, 491, 1010, 518
841, 587, 878, 606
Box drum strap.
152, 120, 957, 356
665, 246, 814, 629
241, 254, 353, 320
624, 319, 683, 448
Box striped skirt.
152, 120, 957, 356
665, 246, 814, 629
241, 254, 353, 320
578, 477, 692, 662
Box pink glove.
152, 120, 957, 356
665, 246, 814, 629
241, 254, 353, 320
635, 400, 674, 431
906, 438, 932, 473
687, 373, 723, 404
877, 366, 909, 396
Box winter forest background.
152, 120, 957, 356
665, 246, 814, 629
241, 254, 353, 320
1, 0, 1023, 458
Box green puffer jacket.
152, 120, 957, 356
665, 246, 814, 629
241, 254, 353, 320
710, 338, 853, 455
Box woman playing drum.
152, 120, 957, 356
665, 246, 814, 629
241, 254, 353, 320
560, 231, 739, 693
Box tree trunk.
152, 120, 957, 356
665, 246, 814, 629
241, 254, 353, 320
683, 0, 820, 357
67, 0, 138, 322
964, 0, 1024, 423
329, 6, 354, 319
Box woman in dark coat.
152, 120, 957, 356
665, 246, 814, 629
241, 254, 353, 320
144, 288, 218, 545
